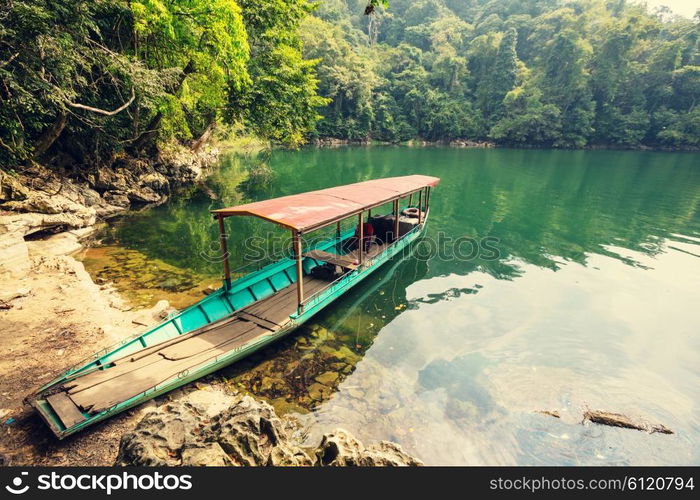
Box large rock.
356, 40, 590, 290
316, 429, 423, 466
116, 390, 422, 467
26, 232, 82, 257
0, 233, 30, 277
210, 395, 313, 466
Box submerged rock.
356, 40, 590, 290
116, 389, 422, 467
583, 410, 673, 434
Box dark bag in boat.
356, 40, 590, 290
311, 263, 339, 281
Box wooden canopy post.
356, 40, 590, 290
418, 189, 423, 224
426, 186, 431, 212
408, 193, 413, 206
292, 230, 304, 313
217, 214, 232, 290
335, 220, 341, 252
393, 198, 400, 242
358, 212, 364, 265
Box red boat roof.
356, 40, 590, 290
212, 174, 440, 232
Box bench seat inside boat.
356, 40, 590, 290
304, 240, 388, 269
51, 276, 328, 420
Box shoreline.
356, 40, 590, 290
310, 137, 700, 152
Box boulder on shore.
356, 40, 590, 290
116, 389, 422, 467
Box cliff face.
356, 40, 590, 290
0, 146, 217, 278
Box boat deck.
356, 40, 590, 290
46, 276, 329, 428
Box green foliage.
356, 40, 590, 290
0, 0, 327, 169
490, 85, 561, 144
130, 0, 250, 142
0, 0, 158, 165
305, 0, 700, 148
2, 0, 699, 167
227, 0, 329, 148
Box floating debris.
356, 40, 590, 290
536, 410, 561, 418
583, 410, 673, 434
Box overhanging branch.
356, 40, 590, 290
67, 88, 135, 116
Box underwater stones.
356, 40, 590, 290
445, 399, 480, 422
269, 398, 307, 416
315, 371, 339, 387
259, 376, 285, 393
336, 345, 361, 364
315, 429, 423, 467
311, 327, 331, 341
156, 277, 182, 291
308, 383, 333, 402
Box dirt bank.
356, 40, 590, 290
0, 236, 184, 465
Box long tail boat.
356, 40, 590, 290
27, 175, 440, 438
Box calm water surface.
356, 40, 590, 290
82, 147, 700, 465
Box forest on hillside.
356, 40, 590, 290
0, 0, 326, 168
304, 0, 699, 148
0, 0, 698, 171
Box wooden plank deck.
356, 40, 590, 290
54, 276, 327, 420
46, 392, 85, 428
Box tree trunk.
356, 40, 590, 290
191, 121, 216, 153
32, 111, 68, 159
132, 60, 195, 151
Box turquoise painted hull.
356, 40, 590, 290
29, 215, 428, 438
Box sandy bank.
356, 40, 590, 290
0, 231, 177, 465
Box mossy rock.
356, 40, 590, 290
315, 371, 340, 387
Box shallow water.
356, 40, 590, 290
82, 146, 700, 465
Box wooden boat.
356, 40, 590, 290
27, 175, 440, 438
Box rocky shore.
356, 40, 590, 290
0, 145, 218, 278
118, 388, 421, 466
310, 137, 496, 148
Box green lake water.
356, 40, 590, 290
82, 146, 700, 465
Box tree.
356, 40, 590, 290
129, 0, 250, 147
0, 1, 156, 164
490, 83, 562, 145
227, 0, 328, 147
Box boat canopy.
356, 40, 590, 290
212, 174, 440, 232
